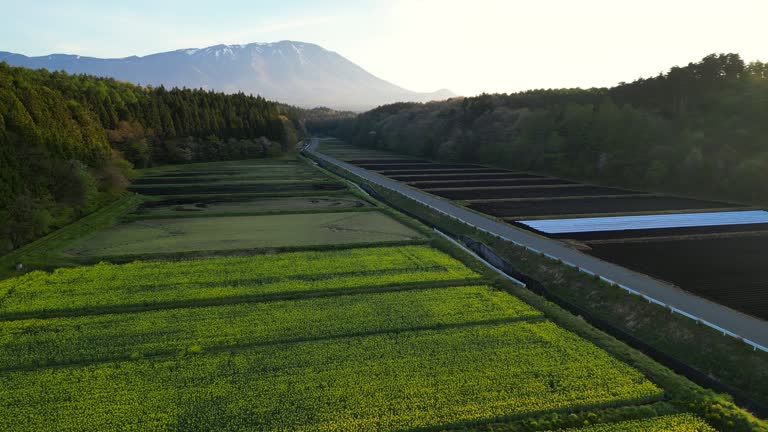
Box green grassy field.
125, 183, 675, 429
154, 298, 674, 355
137, 160, 322, 175
141, 160, 318, 175
128, 181, 345, 196
131, 195, 371, 218
130, 159, 344, 196
63, 211, 423, 257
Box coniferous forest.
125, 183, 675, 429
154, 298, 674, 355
313, 54, 768, 205
0, 62, 304, 251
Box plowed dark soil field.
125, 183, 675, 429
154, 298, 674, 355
588, 235, 768, 320
361, 163, 485, 170
379, 168, 510, 176
553, 223, 768, 240
469, 196, 740, 218
345, 158, 430, 164
431, 185, 643, 201
416, 178, 575, 189
391, 173, 543, 182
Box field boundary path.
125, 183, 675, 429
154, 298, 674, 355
306, 137, 768, 351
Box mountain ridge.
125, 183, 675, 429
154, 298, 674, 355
0, 41, 455, 111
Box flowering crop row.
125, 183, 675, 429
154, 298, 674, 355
557, 413, 715, 431
9, 245, 461, 288
0, 246, 480, 318
0, 285, 542, 370
0, 322, 662, 431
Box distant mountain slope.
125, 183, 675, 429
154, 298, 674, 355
0, 41, 454, 111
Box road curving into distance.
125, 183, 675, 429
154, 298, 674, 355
307, 137, 768, 351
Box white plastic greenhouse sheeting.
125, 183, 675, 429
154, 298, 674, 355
520, 210, 768, 234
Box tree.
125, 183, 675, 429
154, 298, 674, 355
0, 62, 303, 251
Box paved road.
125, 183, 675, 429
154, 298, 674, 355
307, 138, 768, 349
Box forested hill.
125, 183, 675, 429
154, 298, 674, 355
314, 54, 768, 204
0, 41, 456, 111
0, 62, 304, 252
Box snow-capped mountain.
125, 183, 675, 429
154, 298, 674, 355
0, 41, 455, 110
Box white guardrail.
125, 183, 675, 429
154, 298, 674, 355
308, 145, 768, 353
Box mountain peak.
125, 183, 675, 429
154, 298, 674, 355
1, 41, 455, 111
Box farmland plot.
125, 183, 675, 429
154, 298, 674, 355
469, 196, 743, 219
0, 285, 541, 369
553, 223, 768, 241
588, 234, 768, 320
131, 159, 343, 196
413, 178, 575, 189
0, 246, 479, 318
431, 185, 644, 201
391, 172, 545, 182
360, 162, 484, 170
132, 195, 371, 218
558, 413, 716, 431
346, 158, 429, 164
520, 211, 768, 234
0, 323, 662, 432
379, 168, 510, 176
132, 175, 328, 185
63, 211, 422, 257
143, 162, 318, 177
0, 146, 731, 432
0, 238, 672, 432
129, 181, 344, 196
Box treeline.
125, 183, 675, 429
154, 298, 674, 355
0, 62, 304, 252
314, 54, 768, 205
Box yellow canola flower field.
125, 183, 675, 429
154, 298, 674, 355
0, 285, 542, 369
557, 413, 716, 431
0, 246, 480, 318
0, 322, 662, 431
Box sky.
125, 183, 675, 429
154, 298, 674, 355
1, 0, 767, 96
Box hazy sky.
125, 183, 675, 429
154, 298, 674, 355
1, 0, 766, 96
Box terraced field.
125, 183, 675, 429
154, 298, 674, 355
9, 159, 422, 265
0, 245, 671, 431
0, 150, 732, 431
